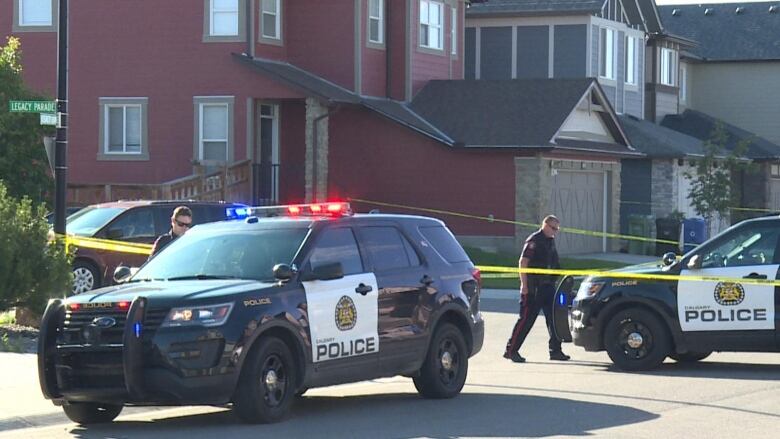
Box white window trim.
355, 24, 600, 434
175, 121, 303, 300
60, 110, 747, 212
660, 47, 677, 86
599, 27, 617, 81
14, 0, 56, 32
625, 35, 637, 86
98, 97, 149, 161
451, 6, 457, 56
104, 104, 143, 155
368, 0, 384, 45
261, 0, 281, 40
420, 0, 444, 51
199, 103, 230, 163
19, 0, 52, 26
210, 0, 239, 37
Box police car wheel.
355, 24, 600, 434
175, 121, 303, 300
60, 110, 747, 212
413, 323, 468, 399
61, 402, 123, 425
604, 308, 670, 371
670, 351, 711, 363
233, 337, 296, 423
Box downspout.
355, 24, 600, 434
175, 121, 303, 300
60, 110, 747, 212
246, 0, 254, 57
385, 0, 392, 98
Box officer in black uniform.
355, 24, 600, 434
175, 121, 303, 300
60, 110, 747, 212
503, 215, 570, 363
149, 206, 192, 258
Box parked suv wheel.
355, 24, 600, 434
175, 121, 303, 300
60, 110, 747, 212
62, 402, 122, 425
413, 323, 468, 399
604, 308, 670, 371
72, 261, 100, 295
233, 337, 296, 423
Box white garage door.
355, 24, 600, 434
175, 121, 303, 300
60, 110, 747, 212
550, 170, 606, 254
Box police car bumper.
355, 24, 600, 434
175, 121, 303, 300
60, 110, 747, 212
570, 299, 602, 351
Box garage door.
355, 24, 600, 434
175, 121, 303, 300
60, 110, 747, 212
771, 178, 780, 211
550, 170, 606, 254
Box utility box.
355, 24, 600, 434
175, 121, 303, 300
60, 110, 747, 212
628, 215, 654, 255
655, 218, 681, 256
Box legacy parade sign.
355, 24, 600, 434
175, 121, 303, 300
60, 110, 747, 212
9, 100, 57, 113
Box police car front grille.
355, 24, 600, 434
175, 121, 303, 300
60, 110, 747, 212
59, 308, 169, 346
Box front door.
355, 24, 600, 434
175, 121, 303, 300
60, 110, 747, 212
302, 227, 379, 368
678, 223, 780, 348
253, 103, 279, 205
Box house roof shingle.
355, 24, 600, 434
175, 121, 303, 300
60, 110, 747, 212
658, 2, 780, 61
660, 110, 780, 160
466, 0, 605, 17
618, 114, 706, 159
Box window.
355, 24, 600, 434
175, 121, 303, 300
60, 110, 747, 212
419, 226, 470, 263
19, 0, 52, 26
451, 6, 457, 55
680, 63, 688, 102
261, 0, 281, 40
368, 0, 384, 44
699, 226, 780, 268
625, 36, 638, 85
104, 208, 156, 241
599, 28, 616, 80
420, 0, 443, 50
210, 0, 239, 36
199, 103, 229, 162
99, 98, 148, 159
362, 227, 418, 271
660, 47, 677, 86
309, 228, 364, 275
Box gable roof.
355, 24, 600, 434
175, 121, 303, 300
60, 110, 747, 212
618, 115, 707, 159
410, 78, 640, 156
622, 0, 664, 33
658, 2, 780, 61
661, 110, 780, 160
466, 0, 606, 17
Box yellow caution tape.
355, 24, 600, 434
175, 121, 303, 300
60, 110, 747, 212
55, 234, 154, 256
351, 198, 680, 245
476, 265, 780, 287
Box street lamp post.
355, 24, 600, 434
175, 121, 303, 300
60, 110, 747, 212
53, 0, 68, 235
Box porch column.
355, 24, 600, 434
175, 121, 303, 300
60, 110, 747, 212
305, 98, 330, 202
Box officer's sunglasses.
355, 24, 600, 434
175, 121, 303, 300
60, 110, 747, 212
175, 219, 192, 228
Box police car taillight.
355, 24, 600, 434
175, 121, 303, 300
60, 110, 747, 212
248, 202, 352, 218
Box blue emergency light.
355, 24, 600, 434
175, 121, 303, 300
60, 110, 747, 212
226, 206, 250, 220
134, 322, 142, 338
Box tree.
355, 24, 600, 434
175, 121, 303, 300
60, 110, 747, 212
684, 123, 752, 231
0, 181, 72, 315
0, 36, 54, 206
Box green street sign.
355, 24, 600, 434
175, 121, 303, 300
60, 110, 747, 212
9, 100, 57, 113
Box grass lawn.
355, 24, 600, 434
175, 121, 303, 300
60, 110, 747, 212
463, 246, 632, 290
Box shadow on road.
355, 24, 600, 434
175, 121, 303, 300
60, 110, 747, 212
614, 360, 780, 381
67, 392, 657, 438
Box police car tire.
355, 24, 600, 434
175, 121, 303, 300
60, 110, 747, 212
604, 308, 671, 371
670, 351, 711, 363
413, 323, 468, 399
62, 402, 123, 425
233, 337, 296, 424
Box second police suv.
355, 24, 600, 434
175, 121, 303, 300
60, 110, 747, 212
38, 202, 484, 424
554, 215, 780, 371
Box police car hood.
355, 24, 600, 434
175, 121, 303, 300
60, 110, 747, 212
67, 279, 276, 307
588, 261, 669, 281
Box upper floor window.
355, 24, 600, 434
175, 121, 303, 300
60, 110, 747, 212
368, 0, 384, 44
625, 36, 638, 85
420, 0, 443, 50
451, 6, 457, 55
261, 0, 281, 40
98, 98, 149, 161
599, 28, 616, 81
19, 0, 52, 26
660, 48, 677, 86
210, 0, 239, 36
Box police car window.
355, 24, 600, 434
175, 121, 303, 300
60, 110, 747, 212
700, 226, 779, 268
419, 226, 469, 263
105, 208, 156, 240
309, 228, 364, 275
362, 226, 416, 271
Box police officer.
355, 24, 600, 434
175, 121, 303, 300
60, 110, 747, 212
149, 206, 192, 258
503, 215, 570, 363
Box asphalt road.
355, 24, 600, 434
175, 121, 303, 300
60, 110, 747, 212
1, 290, 778, 438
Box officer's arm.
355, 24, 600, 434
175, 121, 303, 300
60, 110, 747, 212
519, 257, 530, 295
149, 236, 162, 260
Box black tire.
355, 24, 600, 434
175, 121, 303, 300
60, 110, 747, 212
604, 308, 670, 371
233, 337, 297, 423
72, 260, 100, 295
62, 402, 122, 425
670, 351, 712, 363
413, 323, 468, 399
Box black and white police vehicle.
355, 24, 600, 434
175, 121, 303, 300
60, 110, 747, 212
38, 203, 484, 424
554, 215, 780, 371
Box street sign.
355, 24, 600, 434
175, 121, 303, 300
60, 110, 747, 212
40, 113, 57, 126
9, 100, 57, 113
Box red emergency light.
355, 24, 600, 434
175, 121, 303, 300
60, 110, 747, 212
249, 202, 352, 218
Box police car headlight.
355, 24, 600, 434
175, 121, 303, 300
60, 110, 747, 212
162, 302, 234, 327
575, 280, 605, 300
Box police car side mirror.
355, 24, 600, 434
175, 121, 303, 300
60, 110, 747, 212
113, 265, 132, 284
303, 262, 344, 281
273, 264, 295, 282
687, 254, 702, 270
661, 252, 677, 267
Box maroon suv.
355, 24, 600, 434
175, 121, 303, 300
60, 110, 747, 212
66, 200, 245, 295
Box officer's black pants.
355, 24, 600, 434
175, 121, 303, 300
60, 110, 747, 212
505, 283, 561, 355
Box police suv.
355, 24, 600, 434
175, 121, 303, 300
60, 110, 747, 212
38, 203, 484, 424
555, 215, 780, 371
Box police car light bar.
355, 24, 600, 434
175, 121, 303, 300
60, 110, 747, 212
245, 202, 352, 218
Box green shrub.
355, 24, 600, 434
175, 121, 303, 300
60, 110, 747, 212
0, 182, 72, 314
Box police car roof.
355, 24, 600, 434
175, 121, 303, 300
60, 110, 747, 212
190, 212, 445, 232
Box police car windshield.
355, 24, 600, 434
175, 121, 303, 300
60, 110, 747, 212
66, 207, 125, 236
134, 228, 309, 282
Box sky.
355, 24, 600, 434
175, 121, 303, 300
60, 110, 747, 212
656, 0, 777, 4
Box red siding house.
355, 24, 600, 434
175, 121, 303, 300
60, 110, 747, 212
2, 0, 640, 253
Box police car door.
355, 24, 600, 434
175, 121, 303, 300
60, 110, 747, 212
302, 227, 379, 368
678, 224, 779, 347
